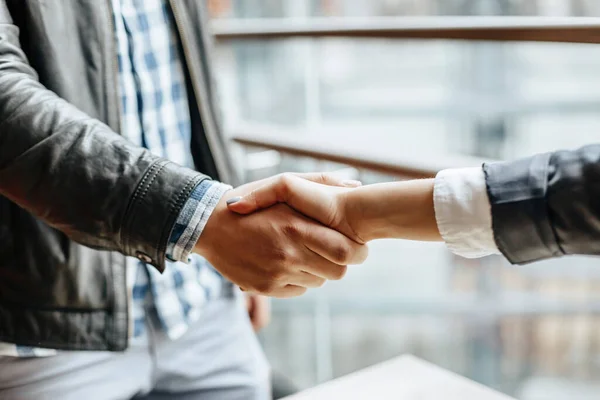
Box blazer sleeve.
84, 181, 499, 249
483, 144, 600, 264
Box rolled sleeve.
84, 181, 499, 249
166, 180, 231, 263
483, 153, 565, 264
434, 167, 500, 258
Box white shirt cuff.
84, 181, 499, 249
433, 167, 500, 258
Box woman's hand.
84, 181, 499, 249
227, 174, 441, 243
226, 173, 365, 243
197, 172, 368, 298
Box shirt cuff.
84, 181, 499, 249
166, 180, 232, 263
433, 167, 500, 258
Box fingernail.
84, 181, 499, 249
342, 180, 362, 187
226, 196, 242, 205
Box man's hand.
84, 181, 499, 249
194, 173, 369, 298
246, 294, 270, 332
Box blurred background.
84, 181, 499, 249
207, 1, 600, 399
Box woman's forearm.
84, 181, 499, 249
345, 179, 442, 242
226, 174, 443, 244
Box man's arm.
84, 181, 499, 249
0, 5, 369, 295
226, 174, 441, 244
0, 3, 205, 271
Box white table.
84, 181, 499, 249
284, 355, 515, 400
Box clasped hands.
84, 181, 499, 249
195, 173, 439, 298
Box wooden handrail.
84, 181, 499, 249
230, 126, 488, 178
212, 17, 600, 44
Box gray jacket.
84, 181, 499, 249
485, 148, 600, 264
0, 0, 236, 351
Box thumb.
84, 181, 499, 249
226, 179, 281, 215
227, 173, 301, 215
227, 172, 361, 215
294, 172, 362, 188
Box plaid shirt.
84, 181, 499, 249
0, 0, 232, 357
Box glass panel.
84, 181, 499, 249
217, 39, 600, 160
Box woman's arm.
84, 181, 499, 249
229, 145, 600, 265
230, 145, 600, 264
226, 174, 441, 244
344, 180, 440, 242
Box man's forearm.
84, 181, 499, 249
0, 10, 209, 271
346, 180, 441, 242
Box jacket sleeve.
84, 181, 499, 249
0, 3, 208, 272
483, 144, 600, 265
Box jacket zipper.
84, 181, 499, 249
167, 0, 229, 180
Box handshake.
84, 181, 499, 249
194, 173, 440, 298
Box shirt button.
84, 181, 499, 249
136, 251, 153, 264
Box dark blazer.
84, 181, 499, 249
485, 145, 600, 264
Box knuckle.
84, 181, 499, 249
271, 249, 287, 262
246, 189, 258, 202
281, 223, 301, 239
255, 280, 277, 294
272, 247, 296, 267
319, 172, 332, 184
331, 265, 348, 281
278, 173, 294, 196
279, 172, 293, 182
332, 244, 352, 264
278, 172, 294, 186
270, 269, 287, 282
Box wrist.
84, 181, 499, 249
344, 180, 440, 242
342, 188, 383, 242
193, 195, 227, 258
